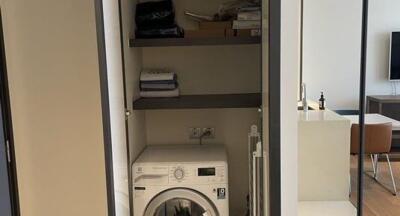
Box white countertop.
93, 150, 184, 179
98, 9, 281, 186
297, 100, 348, 122
298, 110, 349, 122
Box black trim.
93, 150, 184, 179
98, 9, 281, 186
94, 0, 116, 215
269, 0, 281, 215
357, 0, 369, 215
0, 8, 20, 216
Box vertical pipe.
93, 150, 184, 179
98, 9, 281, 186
358, 0, 369, 215
299, 0, 304, 101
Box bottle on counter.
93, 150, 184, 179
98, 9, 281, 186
319, 92, 325, 110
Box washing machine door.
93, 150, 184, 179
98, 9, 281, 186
144, 188, 219, 216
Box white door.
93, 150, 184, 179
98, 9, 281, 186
101, 0, 130, 215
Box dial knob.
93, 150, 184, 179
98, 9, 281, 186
174, 168, 185, 180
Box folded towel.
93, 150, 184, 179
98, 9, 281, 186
140, 88, 180, 98
140, 79, 177, 85
140, 69, 176, 82
140, 82, 178, 90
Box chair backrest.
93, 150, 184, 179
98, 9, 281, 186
351, 123, 393, 154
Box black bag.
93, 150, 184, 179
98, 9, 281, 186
135, 0, 175, 30
136, 25, 183, 39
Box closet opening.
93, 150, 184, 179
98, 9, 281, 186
95, 0, 281, 215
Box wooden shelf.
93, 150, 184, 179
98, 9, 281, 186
132, 93, 261, 110
129, 37, 261, 47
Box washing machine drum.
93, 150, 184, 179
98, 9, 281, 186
144, 188, 219, 216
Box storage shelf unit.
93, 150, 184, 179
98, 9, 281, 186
129, 37, 261, 47
132, 93, 261, 110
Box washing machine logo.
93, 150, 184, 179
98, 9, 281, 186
217, 188, 226, 199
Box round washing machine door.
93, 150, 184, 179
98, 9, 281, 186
144, 188, 219, 216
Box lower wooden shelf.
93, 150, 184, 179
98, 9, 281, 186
132, 93, 261, 110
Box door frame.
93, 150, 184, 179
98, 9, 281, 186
268, 0, 281, 215
94, 0, 117, 216
0, 8, 21, 216
357, 0, 369, 215
94, 0, 283, 215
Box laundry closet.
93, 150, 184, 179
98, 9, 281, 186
100, 0, 269, 215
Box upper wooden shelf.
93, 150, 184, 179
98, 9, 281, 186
132, 93, 261, 110
129, 37, 261, 47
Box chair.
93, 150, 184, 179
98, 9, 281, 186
351, 123, 397, 195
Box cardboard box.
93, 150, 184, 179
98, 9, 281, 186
199, 21, 232, 30
236, 29, 252, 37
226, 29, 236, 37
185, 29, 225, 38
236, 29, 261, 37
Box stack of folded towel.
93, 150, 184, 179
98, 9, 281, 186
140, 69, 179, 98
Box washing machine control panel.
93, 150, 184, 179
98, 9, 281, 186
169, 164, 227, 184
173, 167, 185, 180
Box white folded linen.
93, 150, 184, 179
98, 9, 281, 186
140, 69, 176, 82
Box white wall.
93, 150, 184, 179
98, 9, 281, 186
302, 0, 362, 110
366, 0, 400, 96
303, 0, 400, 110
281, 0, 300, 215
1, 0, 108, 215
142, 45, 261, 95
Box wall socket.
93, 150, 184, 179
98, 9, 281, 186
189, 127, 215, 139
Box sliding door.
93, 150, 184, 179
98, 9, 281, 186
95, 0, 130, 215
0, 9, 18, 216
0, 103, 12, 216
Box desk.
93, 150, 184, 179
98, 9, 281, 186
367, 95, 400, 121
344, 114, 400, 152
344, 114, 400, 130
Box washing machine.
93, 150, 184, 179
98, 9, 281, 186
132, 144, 229, 216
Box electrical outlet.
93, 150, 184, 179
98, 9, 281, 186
202, 127, 215, 139
189, 127, 202, 139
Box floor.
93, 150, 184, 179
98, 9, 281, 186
350, 156, 400, 216
298, 201, 356, 216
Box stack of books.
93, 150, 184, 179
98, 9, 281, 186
232, 7, 261, 36
139, 69, 179, 98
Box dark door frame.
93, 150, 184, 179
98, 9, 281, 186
0, 8, 21, 216
357, 0, 369, 215
268, 0, 281, 215
94, 0, 283, 215
93, 0, 117, 216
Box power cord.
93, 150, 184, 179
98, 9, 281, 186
199, 130, 211, 145
391, 82, 396, 95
